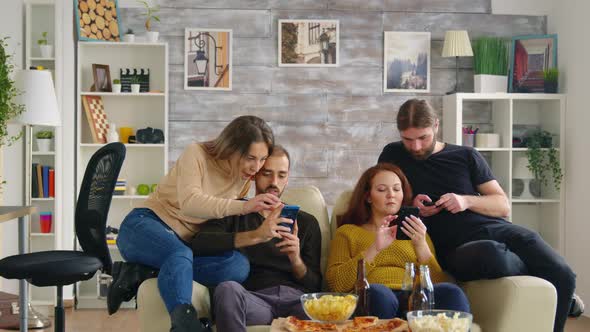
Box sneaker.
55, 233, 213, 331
569, 293, 585, 318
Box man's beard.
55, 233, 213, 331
406, 140, 436, 160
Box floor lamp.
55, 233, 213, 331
442, 30, 473, 94
14, 69, 61, 329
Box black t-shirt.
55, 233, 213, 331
191, 210, 322, 293
378, 142, 509, 256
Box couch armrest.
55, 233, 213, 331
461, 276, 557, 332
137, 278, 212, 332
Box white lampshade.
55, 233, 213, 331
513, 156, 534, 179
442, 30, 474, 57
13, 70, 60, 126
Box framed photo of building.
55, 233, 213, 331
383, 31, 431, 93
278, 19, 339, 67
508, 34, 557, 93
184, 28, 232, 90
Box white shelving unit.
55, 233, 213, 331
443, 93, 566, 254
76, 41, 169, 309
24, 0, 61, 310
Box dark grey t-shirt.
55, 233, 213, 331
378, 142, 510, 256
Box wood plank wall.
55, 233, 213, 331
120, 0, 545, 208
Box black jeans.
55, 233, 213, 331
443, 223, 575, 332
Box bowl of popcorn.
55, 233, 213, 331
300, 292, 358, 323
407, 310, 472, 332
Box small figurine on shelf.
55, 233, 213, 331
107, 122, 119, 143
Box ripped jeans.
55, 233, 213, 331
117, 208, 250, 313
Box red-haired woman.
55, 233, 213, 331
326, 163, 470, 318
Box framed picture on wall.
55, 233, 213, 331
508, 34, 558, 93
184, 28, 232, 91
278, 19, 339, 67
384, 31, 431, 93
75, 0, 121, 41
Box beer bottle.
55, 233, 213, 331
354, 258, 370, 316
408, 264, 428, 311
398, 262, 414, 317
419, 264, 435, 310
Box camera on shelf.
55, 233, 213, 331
136, 127, 164, 144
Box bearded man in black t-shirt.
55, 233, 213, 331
378, 99, 577, 332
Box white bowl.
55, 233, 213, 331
407, 310, 472, 332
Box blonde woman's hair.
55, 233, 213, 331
203, 115, 274, 160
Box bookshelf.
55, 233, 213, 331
24, 0, 60, 310
443, 93, 566, 254
75, 41, 169, 309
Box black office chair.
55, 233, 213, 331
0, 143, 126, 332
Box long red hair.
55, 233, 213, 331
338, 163, 413, 227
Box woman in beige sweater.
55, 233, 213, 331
111, 116, 280, 332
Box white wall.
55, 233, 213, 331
492, 0, 553, 15
0, 0, 25, 295
548, 0, 590, 318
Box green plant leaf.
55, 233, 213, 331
473, 37, 508, 76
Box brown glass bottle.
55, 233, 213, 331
398, 262, 415, 318
408, 264, 428, 311
354, 258, 370, 317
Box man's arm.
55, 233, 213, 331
292, 213, 322, 291
436, 180, 510, 218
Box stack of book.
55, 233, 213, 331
114, 178, 126, 196
31, 163, 55, 198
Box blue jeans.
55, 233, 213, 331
368, 283, 470, 319
117, 208, 250, 313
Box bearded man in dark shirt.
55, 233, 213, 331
378, 99, 578, 332
192, 145, 321, 332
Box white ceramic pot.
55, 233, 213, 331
123, 34, 135, 43
40, 45, 53, 58
146, 31, 159, 43
475, 133, 501, 148
131, 84, 141, 93
474, 75, 507, 93
112, 84, 122, 93
36, 139, 51, 152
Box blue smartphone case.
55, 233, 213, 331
279, 205, 300, 233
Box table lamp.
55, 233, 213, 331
513, 156, 535, 199
13, 69, 60, 329
442, 30, 473, 94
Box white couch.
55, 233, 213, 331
137, 186, 557, 332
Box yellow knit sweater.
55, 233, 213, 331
326, 224, 448, 293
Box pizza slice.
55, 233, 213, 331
283, 316, 338, 332
353, 316, 379, 328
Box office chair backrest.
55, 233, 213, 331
75, 143, 126, 276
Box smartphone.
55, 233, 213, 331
422, 196, 440, 207
278, 205, 300, 234
390, 206, 420, 240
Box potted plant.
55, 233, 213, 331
130, 76, 141, 93
112, 78, 122, 93
123, 28, 135, 43
35, 130, 53, 152
525, 129, 563, 192
472, 37, 508, 93
137, 0, 160, 43
543, 68, 558, 93
0, 37, 25, 149
37, 31, 53, 58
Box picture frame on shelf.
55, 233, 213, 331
508, 34, 558, 93
184, 28, 232, 90
91, 64, 112, 92
82, 95, 109, 143
278, 19, 339, 67
75, 0, 121, 42
384, 31, 431, 93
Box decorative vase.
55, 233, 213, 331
40, 45, 53, 58
146, 31, 159, 43
107, 123, 119, 143
474, 74, 507, 93
112, 84, 121, 93
36, 138, 51, 152
544, 81, 558, 93
123, 34, 135, 43
131, 84, 141, 93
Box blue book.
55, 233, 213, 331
42, 165, 49, 198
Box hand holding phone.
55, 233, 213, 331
390, 206, 420, 240
422, 196, 440, 207
278, 205, 300, 234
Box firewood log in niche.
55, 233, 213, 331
78, 0, 120, 41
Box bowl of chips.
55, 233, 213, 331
300, 292, 358, 323
407, 310, 472, 332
